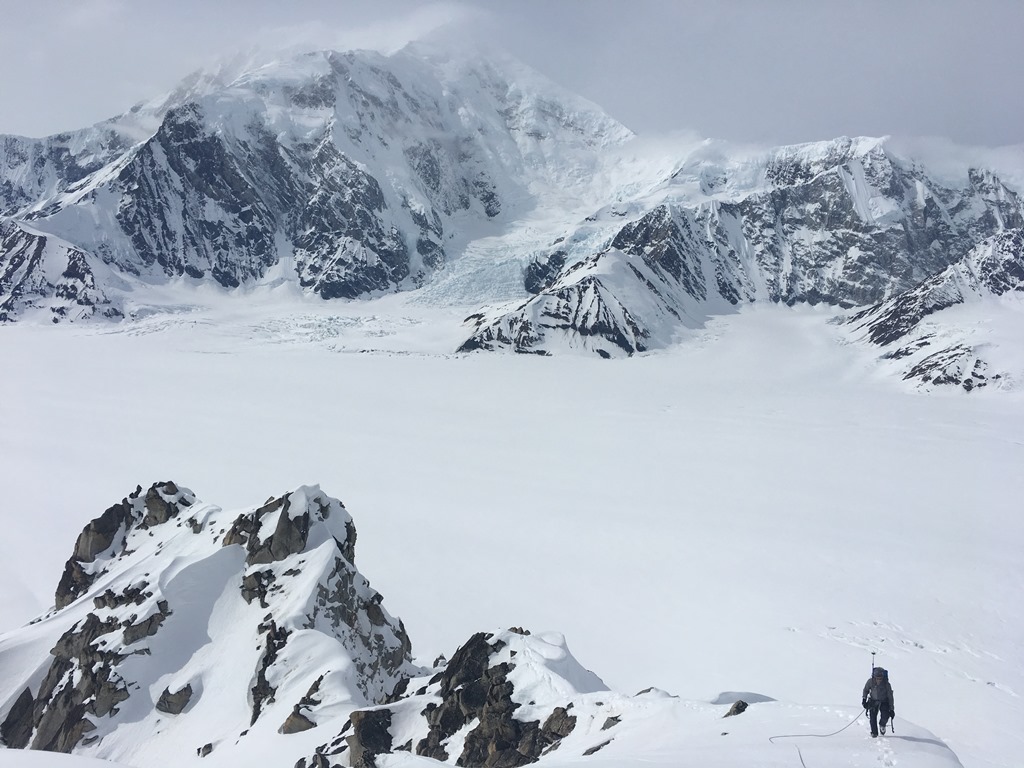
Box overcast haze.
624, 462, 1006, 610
0, 0, 1021, 147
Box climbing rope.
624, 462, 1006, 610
768, 711, 864, 768
768, 709, 864, 743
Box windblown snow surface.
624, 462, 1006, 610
0, 287, 1021, 768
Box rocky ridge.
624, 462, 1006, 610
462, 140, 1024, 359
0, 483, 971, 768
0, 482, 416, 762
0, 483, 681, 768
847, 229, 1024, 390
303, 628, 611, 768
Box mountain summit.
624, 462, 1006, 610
1, 44, 1021, 388
0, 44, 630, 322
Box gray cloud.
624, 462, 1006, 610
0, 0, 1020, 148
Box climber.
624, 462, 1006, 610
861, 667, 895, 737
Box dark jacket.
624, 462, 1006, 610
863, 675, 894, 710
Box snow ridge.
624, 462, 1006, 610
0, 482, 416, 765
0, 488, 969, 768
464, 140, 1024, 359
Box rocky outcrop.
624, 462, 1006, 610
156, 684, 194, 715
279, 676, 325, 735
306, 629, 592, 768
251, 621, 291, 726
724, 700, 748, 717
347, 709, 394, 768
27, 612, 131, 751
56, 482, 193, 609
0, 482, 418, 761
0, 222, 116, 323
225, 492, 355, 567
0, 688, 35, 748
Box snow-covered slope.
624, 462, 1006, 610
303, 628, 963, 768
0, 485, 972, 768
0, 482, 417, 765
846, 230, 1024, 390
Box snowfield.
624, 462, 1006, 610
0, 294, 1021, 768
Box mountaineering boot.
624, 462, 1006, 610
881, 724, 887, 735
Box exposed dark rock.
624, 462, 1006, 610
306, 628, 583, 768
442, 632, 500, 694
281, 710, 317, 735
222, 509, 259, 548
142, 482, 186, 527
385, 677, 411, 704
524, 251, 567, 294
280, 675, 325, 734
583, 740, 611, 756
122, 600, 171, 645
14, 487, 198, 752
27, 612, 129, 752
851, 230, 1024, 355
156, 684, 193, 715
458, 311, 548, 356
461, 268, 649, 356
347, 709, 393, 768
724, 700, 748, 717
303, 554, 412, 704
227, 493, 328, 567
542, 707, 576, 738
416, 632, 575, 767
248, 503, 310, 565
55, 559, 94, 611
56, 482, 195, 609
240, 569, 276, 608
293, 134, 417, 299
3, 482, 417, 768
93, 584, 150, 610
295, 753, 332, 768
601, 715, 620, 730
60, 500, 132, 598
251, 621, 291, 726
463, 146, 1024, 357
0, 687, 34, 748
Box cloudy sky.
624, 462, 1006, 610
0, 0, 1020, 147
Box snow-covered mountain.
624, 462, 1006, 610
462, 138, 1023, 358
2, 43, 1021, 387
845, 230, 1024, 390
0, 42, 629, 322
0, 484, 968, 768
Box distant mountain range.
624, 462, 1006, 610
1, 43, 1022, 389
